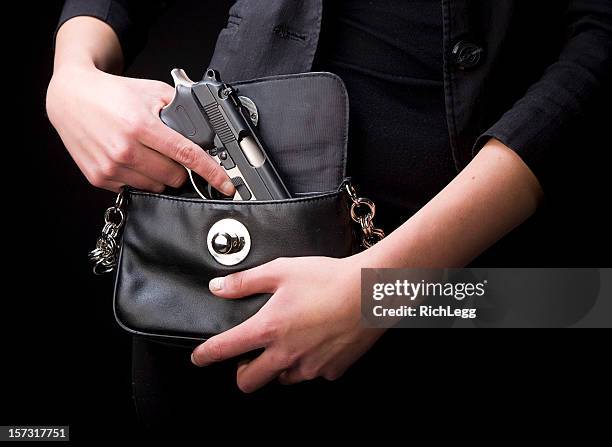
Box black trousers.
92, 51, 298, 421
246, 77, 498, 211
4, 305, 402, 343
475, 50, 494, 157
130, 330, 432, 433
128, 203, 602, 439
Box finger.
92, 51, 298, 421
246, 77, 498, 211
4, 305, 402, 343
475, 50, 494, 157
61, 136, 126, 193
278, 369, 303, 386
84, 159, 157, 193
209, 259, 285, 298
156, 83, 176, 106
89, 172, 151, 193
99, 180, 127, 193
237, 359, 250, 369
145, 81, 175, 116
236, 350, 288, 393
114, 166, 166, 193
278, 365, 341, 385
116, 142, 188, 188
139, 118, 235, 196
191, 313, 268, 367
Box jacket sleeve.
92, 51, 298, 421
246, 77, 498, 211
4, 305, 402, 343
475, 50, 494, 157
57, 0, 170, 67
474, 0, 612, 187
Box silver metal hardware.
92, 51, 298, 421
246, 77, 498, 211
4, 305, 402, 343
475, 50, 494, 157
221, 86, 233, 98
170, 68, 196, 87
211, 232, 245, 254
207, 219, 251, 265
89, 190, 126, 274
345, 183, 385, 248
239, 136, 266, 167
239, 96, 259, 126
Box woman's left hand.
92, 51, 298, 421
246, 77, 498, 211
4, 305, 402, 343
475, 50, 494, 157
191, 255, 385, 393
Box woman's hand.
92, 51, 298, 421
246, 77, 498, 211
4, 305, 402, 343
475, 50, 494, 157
46, 66, 235, 194
191, 255, 385, 393
191, 139, 544, 393
47, 17, 235, 195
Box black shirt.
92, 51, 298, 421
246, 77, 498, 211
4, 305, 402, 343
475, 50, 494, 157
57, 0, 612, 198
314, 0, 457, 228
57, 0, 612, 264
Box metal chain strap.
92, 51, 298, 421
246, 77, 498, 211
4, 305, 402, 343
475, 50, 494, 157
89, 190, 126, 275
88, 183, 381, 274
345, 183, 385, 248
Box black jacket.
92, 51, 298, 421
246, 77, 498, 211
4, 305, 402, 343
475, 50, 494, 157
58, 0, 612, 191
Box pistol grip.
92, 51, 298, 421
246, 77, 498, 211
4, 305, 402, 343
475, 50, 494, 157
160, 85, 215, 149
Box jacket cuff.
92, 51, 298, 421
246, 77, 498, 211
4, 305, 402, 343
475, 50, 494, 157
471, 100, 572, 195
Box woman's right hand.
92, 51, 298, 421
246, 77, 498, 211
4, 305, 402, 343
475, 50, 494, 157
46, 64, 236, 195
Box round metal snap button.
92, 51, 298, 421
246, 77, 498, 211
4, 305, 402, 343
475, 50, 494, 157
207, 219, 251, 266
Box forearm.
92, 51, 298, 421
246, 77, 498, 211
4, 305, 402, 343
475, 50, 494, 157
54, 16, 124, 74
360, 139, 544, 268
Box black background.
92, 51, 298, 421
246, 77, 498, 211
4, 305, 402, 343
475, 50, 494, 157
15, 0, 235, 439
6, 0, 610, 441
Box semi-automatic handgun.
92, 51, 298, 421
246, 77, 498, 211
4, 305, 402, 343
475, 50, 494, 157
160, 68, 291, 200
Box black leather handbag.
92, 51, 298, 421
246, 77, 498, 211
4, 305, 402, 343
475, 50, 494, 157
89, 72, 384, 342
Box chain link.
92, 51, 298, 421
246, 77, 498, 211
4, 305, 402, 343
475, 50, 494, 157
88, 184, 380, 273
89, 190, 126, 275
345, 183, 385, 248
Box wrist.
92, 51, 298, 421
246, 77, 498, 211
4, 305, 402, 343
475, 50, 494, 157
54, 17, 124, 74
348, 242, 403, 270
52, 57, 98, 78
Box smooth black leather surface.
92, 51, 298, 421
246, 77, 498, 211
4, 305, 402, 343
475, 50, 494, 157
114, 189, 356, 340
113, 72, 353, 341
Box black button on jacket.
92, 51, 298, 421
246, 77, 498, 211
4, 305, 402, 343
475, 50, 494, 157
58, 0, 612, 192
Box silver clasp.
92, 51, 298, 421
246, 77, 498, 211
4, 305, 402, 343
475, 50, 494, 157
89, 190, 126, 275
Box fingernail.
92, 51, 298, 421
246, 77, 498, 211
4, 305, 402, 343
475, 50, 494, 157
209, 277, 224, 291
190, 352, 198, 366
221, 181, 235, 196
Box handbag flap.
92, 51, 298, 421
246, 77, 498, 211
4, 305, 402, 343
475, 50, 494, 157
231, 72, 348, 194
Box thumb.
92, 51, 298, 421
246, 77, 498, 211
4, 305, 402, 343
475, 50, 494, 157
209, 259, 287, 298
158, 84, 175, 105
147, 80, 176, 111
